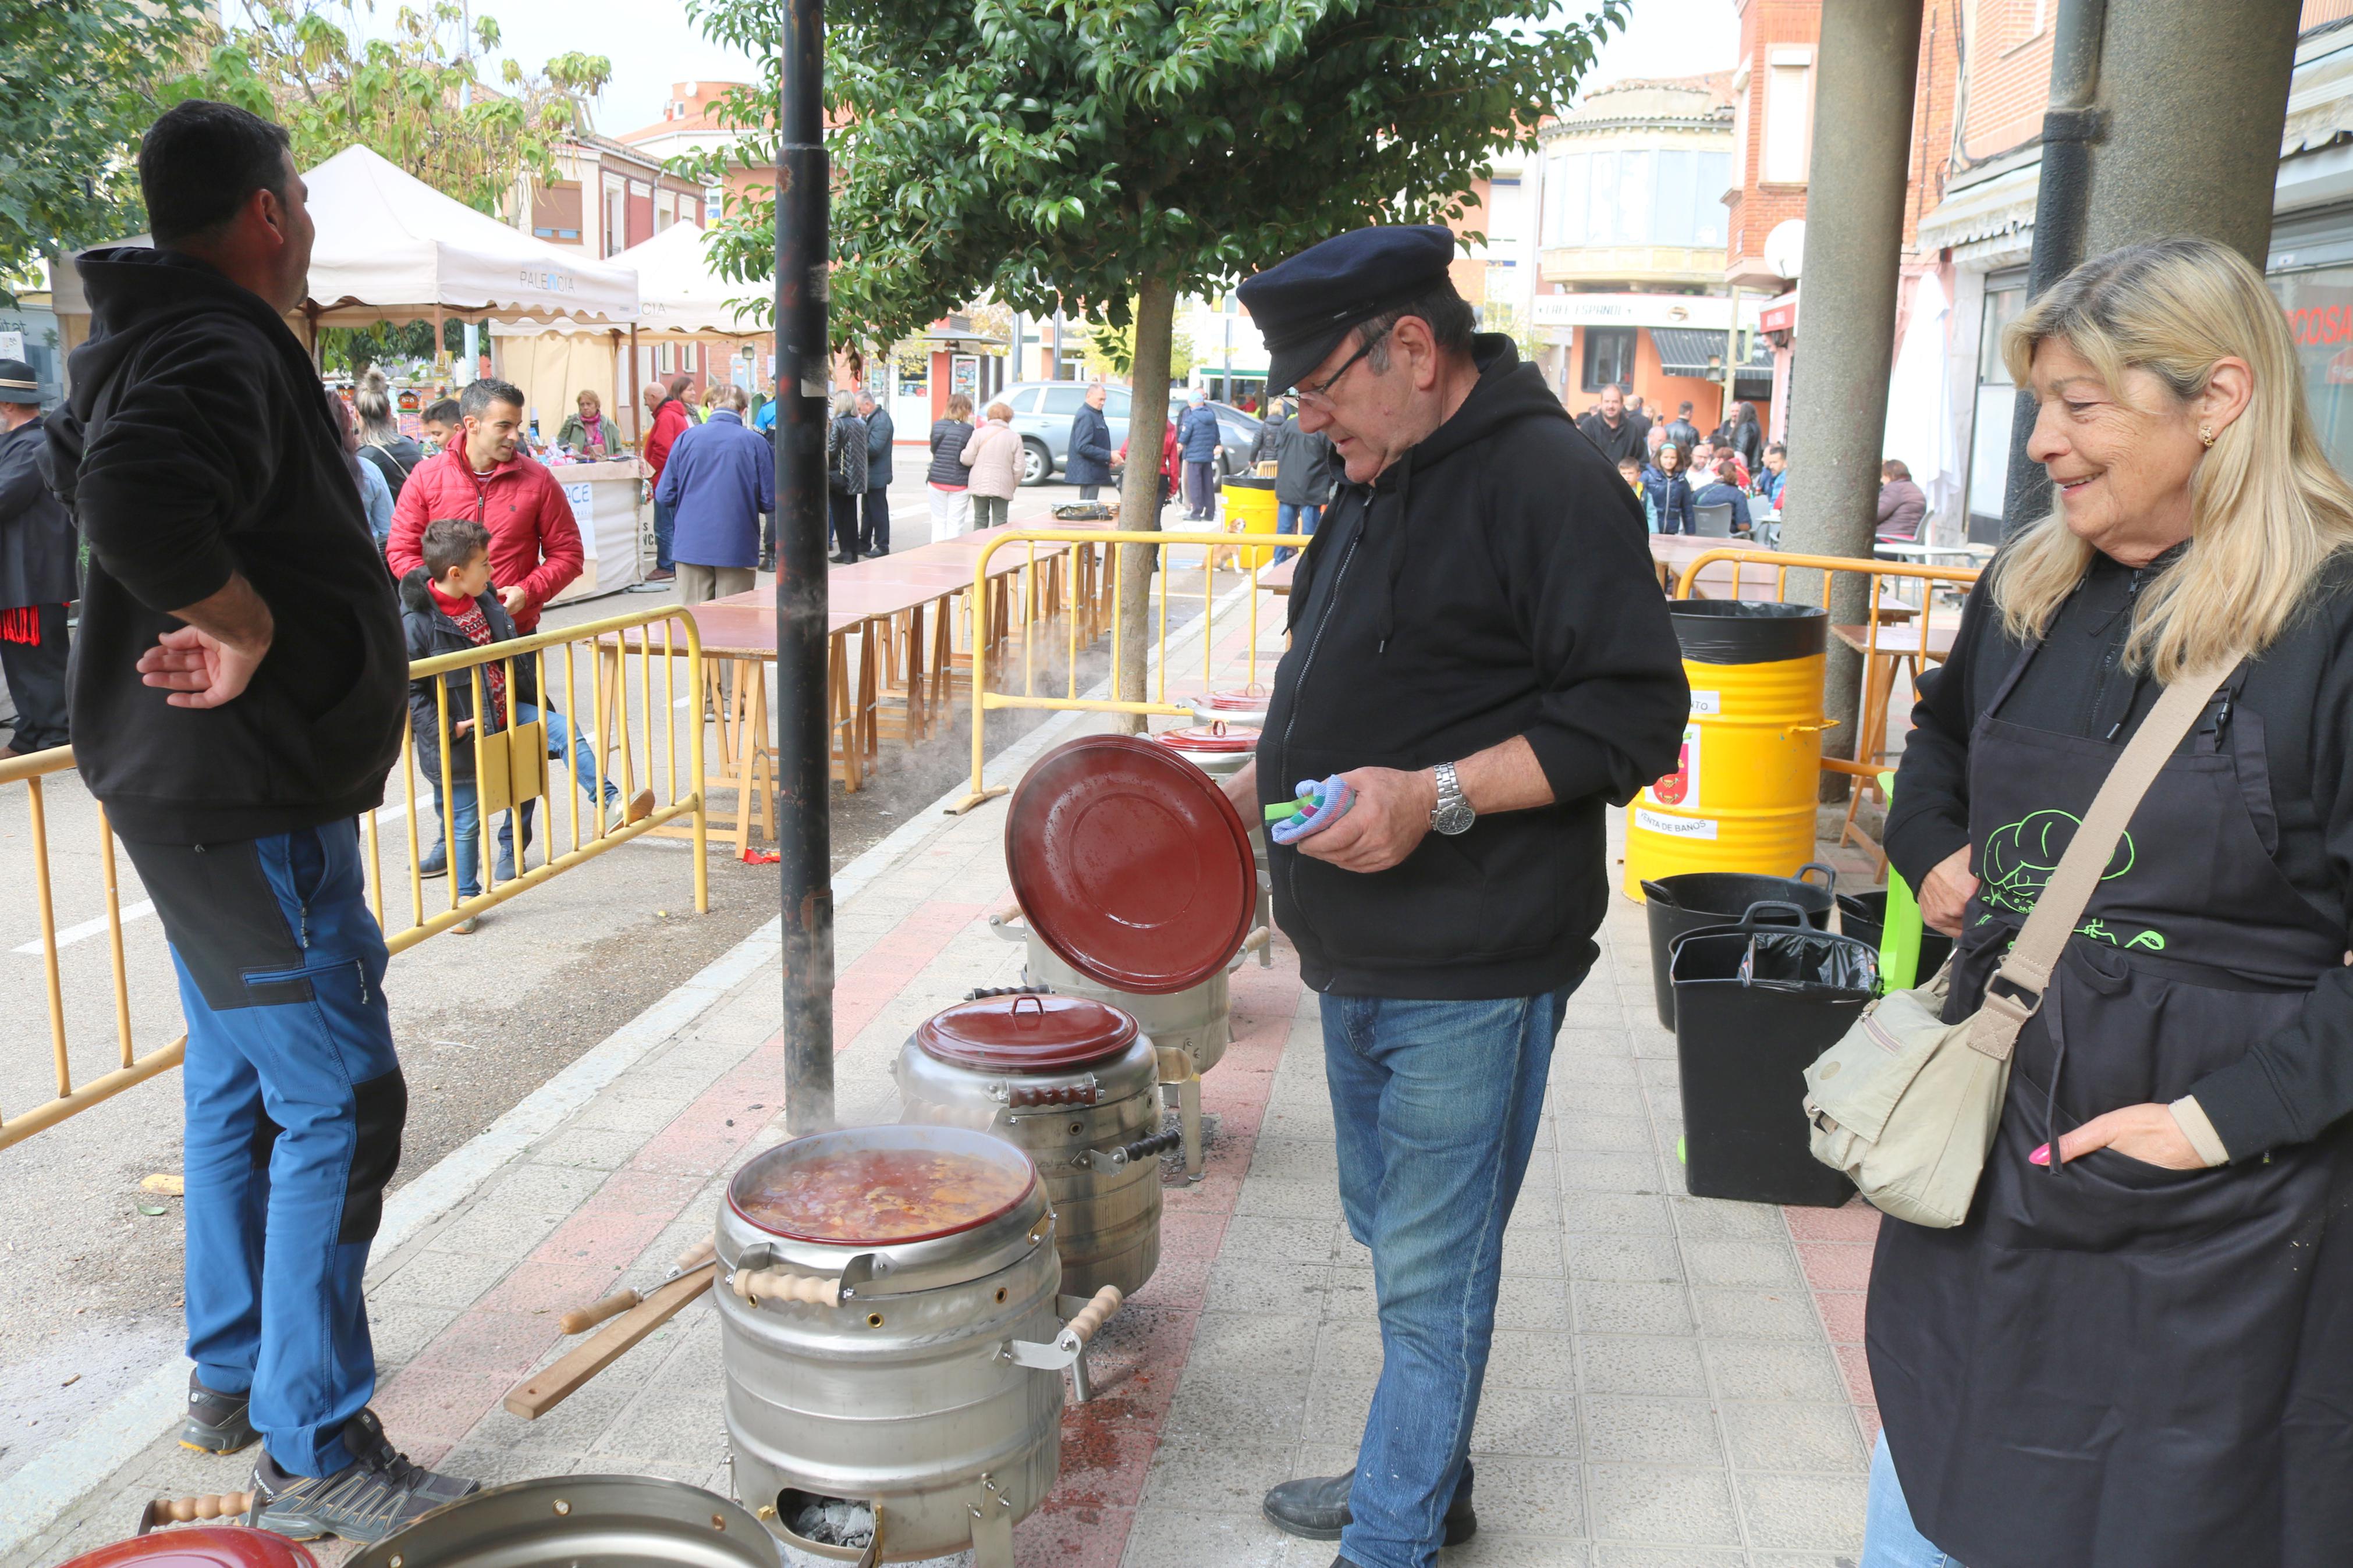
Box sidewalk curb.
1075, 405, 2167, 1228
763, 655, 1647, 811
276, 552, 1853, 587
0, 569, 1258, 1561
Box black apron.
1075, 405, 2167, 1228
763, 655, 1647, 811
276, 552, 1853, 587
1868, 639, 2353, 1566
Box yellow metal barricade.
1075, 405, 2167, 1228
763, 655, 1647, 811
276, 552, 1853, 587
1, 605, 709, 1150
953, 527, 1312, 812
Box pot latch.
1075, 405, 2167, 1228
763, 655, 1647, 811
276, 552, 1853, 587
1002, 1285, 1124, 1400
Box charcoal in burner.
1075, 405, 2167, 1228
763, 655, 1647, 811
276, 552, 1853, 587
789, 1495, 876, 1548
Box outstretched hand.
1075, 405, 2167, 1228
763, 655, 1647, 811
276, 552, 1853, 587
137, 624, 264, 709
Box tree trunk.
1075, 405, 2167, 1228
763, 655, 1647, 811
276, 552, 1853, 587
1115, 272, 1177, 731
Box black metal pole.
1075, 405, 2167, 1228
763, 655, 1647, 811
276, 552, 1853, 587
776, 0, 834, 1134
2000, 0, 2106, 535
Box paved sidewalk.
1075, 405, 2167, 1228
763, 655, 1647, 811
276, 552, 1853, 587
8, 602, 1887, 1567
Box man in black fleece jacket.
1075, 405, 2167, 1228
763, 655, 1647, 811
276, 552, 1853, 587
45, 101, 471, 1542
1232, 227, 1687, 1568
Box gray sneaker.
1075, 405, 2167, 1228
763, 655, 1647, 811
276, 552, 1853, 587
246, 1408, 477, 1542
179, 1373, 257, 1455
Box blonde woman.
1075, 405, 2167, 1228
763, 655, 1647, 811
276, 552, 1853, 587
925, 393, 976, 542
1871, 236, 2353, 1566
960, 400, 1021, 528
556, 388, 617, 458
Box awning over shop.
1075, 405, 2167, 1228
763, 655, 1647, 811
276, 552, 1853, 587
1651, 326, 1774, 392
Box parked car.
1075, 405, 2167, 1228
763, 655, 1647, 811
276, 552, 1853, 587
1000, 382, 1263, 485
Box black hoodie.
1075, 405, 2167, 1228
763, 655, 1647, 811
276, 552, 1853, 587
1258, 336, 1688, 999
46, 248, 404, 844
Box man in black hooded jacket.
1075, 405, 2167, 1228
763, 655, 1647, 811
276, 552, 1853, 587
1231, 227, 1687, 1568
45, 100, 472, 1543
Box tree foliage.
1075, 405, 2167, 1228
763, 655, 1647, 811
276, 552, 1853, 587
1084, 307, 1194, 380
682, 0, 1627, 349
0, 0, 207, 292
166, 1, 612, 220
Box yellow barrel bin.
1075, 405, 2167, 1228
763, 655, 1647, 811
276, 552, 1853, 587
1624, 600, 1829, 899
1220, 475, 1280, 568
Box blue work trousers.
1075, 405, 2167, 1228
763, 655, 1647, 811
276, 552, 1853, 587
122, 821, 403, 1479
1323, 986, 1572, 1568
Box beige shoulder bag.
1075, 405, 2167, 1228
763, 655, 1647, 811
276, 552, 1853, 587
1801, 656, 2235, 1228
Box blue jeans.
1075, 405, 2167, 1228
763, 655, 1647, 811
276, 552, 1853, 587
1864, 1432, 1967, 1567
653, 494, 675, 571
1325, 986, 1572, 1568
1273, 501, 1321, 564
123, 823, 401, 1478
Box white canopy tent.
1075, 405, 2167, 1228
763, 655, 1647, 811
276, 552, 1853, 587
51, 145, 651, 599
1883, 269, 1960, 542
494, 221, 771, 446
50, 144, 639, 350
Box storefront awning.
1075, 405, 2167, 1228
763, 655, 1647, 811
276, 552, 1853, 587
1651, 326, 1774, 391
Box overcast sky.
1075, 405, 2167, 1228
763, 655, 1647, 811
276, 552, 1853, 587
218, 0, 1737, 143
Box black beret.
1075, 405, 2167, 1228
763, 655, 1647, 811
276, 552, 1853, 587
0, 359, 38, 403
1237, 225, 1458, 394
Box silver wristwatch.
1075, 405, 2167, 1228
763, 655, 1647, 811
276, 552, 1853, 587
1431, 761, 1475, 835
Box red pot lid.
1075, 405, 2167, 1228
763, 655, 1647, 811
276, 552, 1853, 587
1197, 687, 1270, 713
1152, 723, 1260, 755
1005, 735, 1258, 994
60, 1531, 318, 1568
918, 993, 1138, 1071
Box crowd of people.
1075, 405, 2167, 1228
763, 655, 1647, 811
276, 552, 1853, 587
1570, 384, 1783, 536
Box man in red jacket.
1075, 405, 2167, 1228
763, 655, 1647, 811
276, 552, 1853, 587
388, 379, 582, 629
641, 381, 691, 584
386, 378, 589, 877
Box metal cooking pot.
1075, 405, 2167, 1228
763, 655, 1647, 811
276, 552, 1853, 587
716, 1126, 1120, 1567
346, 1476, 776, 1568
1188, 686, 1270, 729
1148, 721, 1259, 778
895, 992, 1173, 1305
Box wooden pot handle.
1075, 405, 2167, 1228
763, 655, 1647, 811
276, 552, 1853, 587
1060, 1285, 1123, 1347
559, 1288, 641, 1335
733, 1267, 843, 1309
675, 1233, 718, 1273
138, 1491, 253, 1534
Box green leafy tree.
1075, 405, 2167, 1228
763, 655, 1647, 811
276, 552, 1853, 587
1085, 305, 1194, 381
168, 2, 611, 221
0, 0, 207, 298
684, 0, 1626, 704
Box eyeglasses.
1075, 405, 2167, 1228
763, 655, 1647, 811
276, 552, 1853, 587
1297, 322, 1391, 407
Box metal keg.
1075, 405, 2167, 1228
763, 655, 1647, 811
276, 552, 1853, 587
1188, 687, 1270, 729
716, 1126, 1122, 1567
346, 1476, 778, 1568
895, 992, 1176, 1305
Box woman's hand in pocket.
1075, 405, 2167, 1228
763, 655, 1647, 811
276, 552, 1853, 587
2039, 1103, 2203, 1171
1919, 845, 1978, 937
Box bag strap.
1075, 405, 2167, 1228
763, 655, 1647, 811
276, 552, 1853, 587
1966, 654, 2238, 1061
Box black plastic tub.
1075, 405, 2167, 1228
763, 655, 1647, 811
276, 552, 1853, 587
1642, 864, 1836, 1029
1836, 890, 1953, 982
1669, 914, 1876, 1208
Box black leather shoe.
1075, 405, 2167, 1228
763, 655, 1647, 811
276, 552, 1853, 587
180, 1371, 257, 1455
1262, 1463, 1475, 1545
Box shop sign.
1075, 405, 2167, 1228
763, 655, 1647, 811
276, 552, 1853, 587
1531, 293, 1753, 330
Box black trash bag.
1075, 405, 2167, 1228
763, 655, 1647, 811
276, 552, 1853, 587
1642, 869, 1835, 1029
1666, 600, 1828, 665
1736, 929, 1882, 993
1668, 908, 1878, 1208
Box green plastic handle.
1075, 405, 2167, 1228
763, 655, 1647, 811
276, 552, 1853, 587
1264, 801, 1303, 822
1876, 770, 1925, 991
